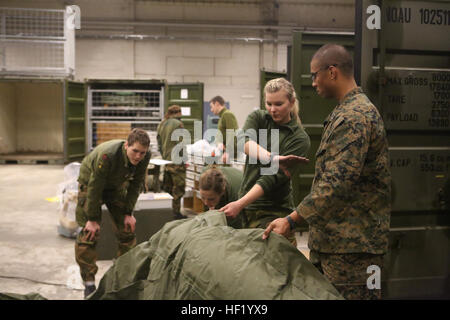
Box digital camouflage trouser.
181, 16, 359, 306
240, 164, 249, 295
310, 251, 384, 300
74, 184, 136, 282
242, 209, 297, 246
162, 164, 186, 216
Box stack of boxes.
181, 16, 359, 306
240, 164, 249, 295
95, 122, 131, 146
147, 131, 159, 156
184, 154, 206, 214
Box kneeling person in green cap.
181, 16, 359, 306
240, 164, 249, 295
75, 128, 151, 298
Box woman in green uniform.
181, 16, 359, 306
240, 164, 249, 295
220, 78, 310, 234
199, 165, 243, 228
157, 105, 187, 220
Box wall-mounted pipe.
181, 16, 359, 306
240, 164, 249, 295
82, 19, 353, 32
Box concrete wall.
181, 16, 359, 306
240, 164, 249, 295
76, 40, 135, 80
75, 38, 275, 127
2, 0, 355, 128
0, 83, 16, 153
279, 1, 354, 28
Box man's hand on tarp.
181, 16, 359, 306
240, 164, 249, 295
262, 217, 290, 240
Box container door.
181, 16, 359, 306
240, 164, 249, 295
355, 0, 450, 299
288, 31, 355, 215
65, 80, 86, 162
166, 83, 204, 144
259, 69, 287, 109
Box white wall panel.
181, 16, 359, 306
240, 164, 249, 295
262, 42, 275, 70
215, 43, 259, 77
277, 44, 288, 73
167, 57, 214, 76
183, 76, 232, 87
75, 40, 134, 80
135, 74, 183, 83
204, 86, 260, 129
182, 41, 232, 59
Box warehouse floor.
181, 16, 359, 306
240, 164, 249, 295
0, 164, 309, 300
0, 165, 105, 299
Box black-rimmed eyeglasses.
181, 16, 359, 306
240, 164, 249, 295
311, 64, 338, 81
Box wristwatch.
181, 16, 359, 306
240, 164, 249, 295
285, 215, 296, 231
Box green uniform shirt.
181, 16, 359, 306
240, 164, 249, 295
157, 117, 184, 161
216, 108, 239, 152
217, 166, 242, 208
297, 87, 391, 254
201, 166, 243, 210
238, 110, 310, 212
78, 139, 151, 223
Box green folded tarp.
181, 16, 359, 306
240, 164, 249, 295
0, 292, 47, 300
89, 210, 343, 300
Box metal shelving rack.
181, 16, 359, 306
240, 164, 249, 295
87, 86, 165, 152
0, 7, 75, 78
0, 7, 80, 164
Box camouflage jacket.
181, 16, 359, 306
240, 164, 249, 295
297, 87, 391, 254
157, 117, 184, 161
78, 139, 151, 222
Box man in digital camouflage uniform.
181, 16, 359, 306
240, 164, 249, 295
157, 105, 187, 220
263, 44, 391, 300
75, 128, 151, 298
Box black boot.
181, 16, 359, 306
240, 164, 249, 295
84, 284, 96, 299
173, 212, 187, 220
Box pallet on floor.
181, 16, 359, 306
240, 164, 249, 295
0, 153, 64, 165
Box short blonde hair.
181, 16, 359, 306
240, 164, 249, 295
264, 78, 302, 126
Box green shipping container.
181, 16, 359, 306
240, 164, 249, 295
165, 82, 204, 144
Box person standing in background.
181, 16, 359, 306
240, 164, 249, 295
157, 105, 187, 220
209, 96, 239, 163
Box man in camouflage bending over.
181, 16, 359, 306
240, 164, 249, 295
75, 128, 151, 298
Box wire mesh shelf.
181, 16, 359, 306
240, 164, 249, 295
88, 83, 165, 152
90, 90, 162, 119
0, 7, 74, 77
0, 8, 65, 39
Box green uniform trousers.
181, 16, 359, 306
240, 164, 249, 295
310, 251, 384, 300
74, 184, 136, 283
162, 164, 186, 216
